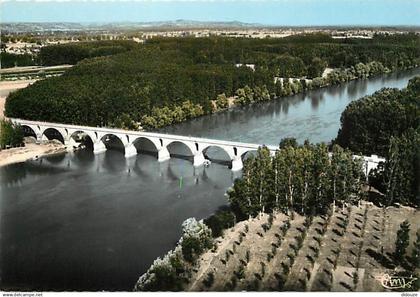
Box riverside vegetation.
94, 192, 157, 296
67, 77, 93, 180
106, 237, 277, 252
5, 33, 420, 129
134, 77, 420, 291
0, 119, 23, 149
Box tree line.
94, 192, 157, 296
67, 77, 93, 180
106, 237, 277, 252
227, 141, 364, 220
0, 52, 37, 68
38, 40, 138, 65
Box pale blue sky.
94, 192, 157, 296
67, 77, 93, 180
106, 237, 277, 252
1, 0, 419, 26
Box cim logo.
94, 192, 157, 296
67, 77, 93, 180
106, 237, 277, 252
375, 273, 418, 290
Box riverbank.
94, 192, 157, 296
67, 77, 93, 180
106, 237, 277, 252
144, 64, 418, 131
0, 140, 66, 167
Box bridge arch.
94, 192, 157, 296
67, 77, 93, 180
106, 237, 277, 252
132, 137, 159, 157
202, 145, 233, 164
21, 125, 38, 139
69, 130, 94, 150
42, 127, 65, 144
100, 133, 125, 153
166, 140, 195, 160
241, 149, 258, 161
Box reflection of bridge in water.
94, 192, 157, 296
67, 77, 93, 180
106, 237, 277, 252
11, 118, 385, 173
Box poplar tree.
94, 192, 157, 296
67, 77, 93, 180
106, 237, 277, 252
395, 220, 411, 263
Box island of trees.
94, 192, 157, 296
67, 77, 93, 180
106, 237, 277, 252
5, 33, 420, 130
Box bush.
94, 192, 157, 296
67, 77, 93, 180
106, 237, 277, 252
181, 218, 213, 263
182, 236, 204, 263
215, 93, 229, 109
204, 209, 236, 238
203, 272, 214, 288
0, 119, 24, 149
134, 246, 186, 291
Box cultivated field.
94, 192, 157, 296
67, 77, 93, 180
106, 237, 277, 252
187, 202, 419, 291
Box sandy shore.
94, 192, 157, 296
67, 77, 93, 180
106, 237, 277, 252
0, 79, 38, 118
0, 141, 66, 167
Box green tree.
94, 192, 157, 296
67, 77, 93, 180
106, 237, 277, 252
307, 57, 327, 78
0, 119, 24, 149
335, 78, 420, 157
181, 236, 204, 263
369, 129, 420, 207
216, 93, 229, 109
395, 220, 410, 263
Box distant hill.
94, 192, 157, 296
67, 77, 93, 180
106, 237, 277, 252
3, 21, 419, 34
1, 20, 264, 33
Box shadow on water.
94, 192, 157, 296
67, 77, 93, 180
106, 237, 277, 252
0, 157, 69, 187
43, 153, 67, 164
70, 150, 96, 167
100, 150, 127, 173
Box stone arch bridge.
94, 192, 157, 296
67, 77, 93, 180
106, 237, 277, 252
11, 118, 279, 171
10, 118, 384, 173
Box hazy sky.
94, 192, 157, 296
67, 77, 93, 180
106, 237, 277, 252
1, 0, 420, 26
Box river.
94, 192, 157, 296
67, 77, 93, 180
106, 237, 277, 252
1, 68, 419, 291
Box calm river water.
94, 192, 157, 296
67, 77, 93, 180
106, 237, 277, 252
1, 68, 419, 291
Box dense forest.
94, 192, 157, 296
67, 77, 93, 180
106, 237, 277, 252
38, 40, 138, 65
5, 34, 420, 129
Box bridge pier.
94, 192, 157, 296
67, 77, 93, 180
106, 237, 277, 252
64, 137, 78, 150
124, 144, 138, 158
193, 153, 206, 167
231, 158, 243, 171
35, 134, 43, 143
158, 147, 170, 162
93, 141, 107, 154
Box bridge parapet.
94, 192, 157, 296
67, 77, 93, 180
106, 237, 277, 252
11, 118, 384, 174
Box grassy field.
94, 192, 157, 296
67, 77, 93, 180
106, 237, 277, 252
186, 202, 419, 292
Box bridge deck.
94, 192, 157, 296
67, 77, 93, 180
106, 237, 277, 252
11, 118, 278, 151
